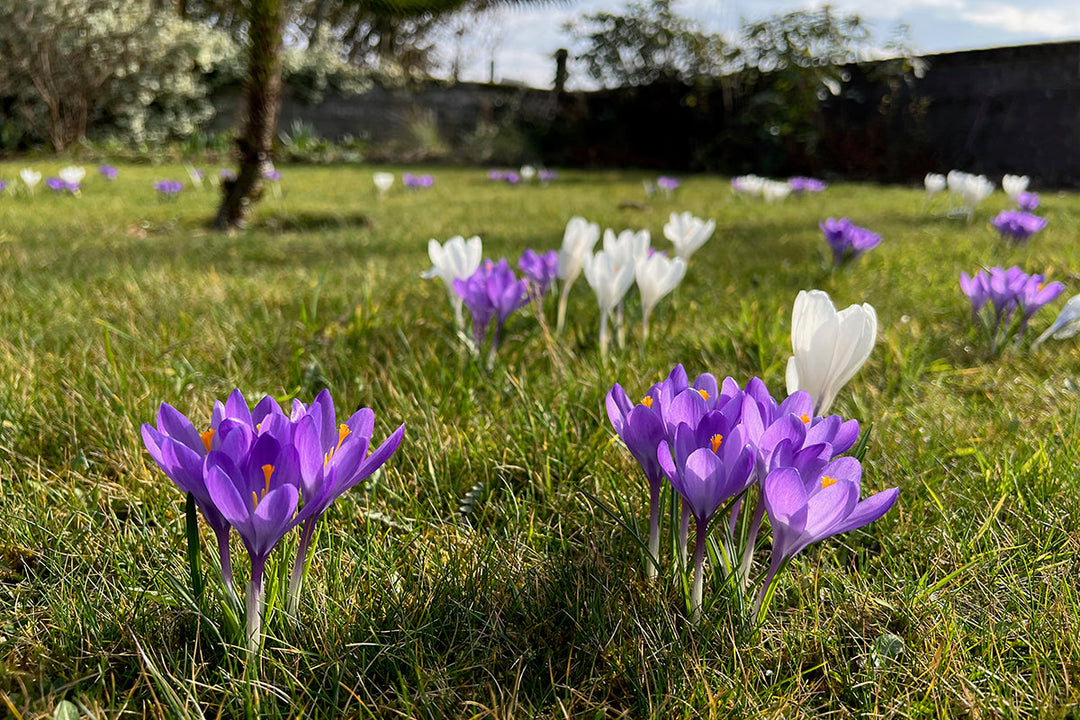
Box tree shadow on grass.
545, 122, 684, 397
249, 210, 372, 234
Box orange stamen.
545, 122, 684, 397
697, 389, 709, 400
337, 424, 351, 448
711, 434, 723, 453
251, 490, 259, 509
822, 475, 837, 489
641, 396, 654, 409
201, 430, 215, 453
800, 413, 811, 424
261, 464, 274, 497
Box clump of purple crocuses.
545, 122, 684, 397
788, 176, 827, 194
153, 180, 184, 200
991, 210, 1047, 243
605, 364, 896, 624
538, 169, 558, 183
656, 176, 680, 196
518, 249, 559, 304
220, 168, 237, 182
46, 177, 79, 195
403, 172, 435, 189
960, 266, 1064, 353
453, 258, 530, 360
98, 165, 119, 181
820, 217, 881, 266
142, 389, 404, 655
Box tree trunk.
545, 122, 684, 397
213, 0, 286, 231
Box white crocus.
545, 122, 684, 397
924, 173, 946, 196
602, 228, 650, 348
519, 165, 537, 181
19, 169, 41, 194
373, 172, 394, 195
1001, 174, 1029, 201
555, 216, 601, 334
422, 235, 483, 330
1033, 294, 1080, 349
761, 180, 792, 203
786, 289, 877, 415
635, 253, 686, 342
663, 211, 715, 261
59, 166, 85, 185
584, 250, 635, 358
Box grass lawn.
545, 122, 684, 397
1, 163, 1079, 718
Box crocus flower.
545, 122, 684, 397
663, 211, 715, 261
960, 270, 990, 325
403, 173, 434, 188
1033, 294, 1080, 348
924, 173, 946, 196
1017, 192, 1039, 211
786, 289, 877, 415
539, 169, 558, 183
659, 423, 755, 622
762, 180, 792, 203
635, 252, 686, 342
520, 165, 537, 181
503, 171, 521, 185
154, 180, 184, 200
962, 266, 1047, 352
518, 249, 559, 301
732, 174, 765, 197
991, 210, 1047, 243
422, 235, 483, 330
220, 168, 237, 182
453, 259, 529, 354
757, 459, 897, 616
287, 390, 404, 611
20, 168, 41, 193
205, 425, 302, 652
949, 171, 994, 220
555, 216, 601, 334
657, 176, 680, 196
0, 181, 6, 195
606, 383, 668, 578
59, 166, 85, 185
46, 177, 78, 194
603, 228, 650, 270
584, 250, 635, 357
1002, 174, 1029, 200
819, 218, 881, 266
1017, 273, 1065, 340
373, 171, 394, 195
263, 169, 283, 182
788, 177, 827, 194
487, 170, 505, 181
98, 165, 118, 181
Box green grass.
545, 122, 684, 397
1, 163, 1079, 718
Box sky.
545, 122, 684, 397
446, 0, 1080, 89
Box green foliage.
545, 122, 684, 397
566, 0, 729, 87
0, 0, 242, 150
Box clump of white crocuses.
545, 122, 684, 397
924, 172, 946, 199
422, 235, 483, 330
20, 168, 41, 195
663, 211, 715, 261
556, 216, 601, 334
947, 170, 994, 221
786, 289, 877, 415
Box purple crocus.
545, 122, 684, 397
539, 169, 558, 183
503, 171, 521, 185
991, 210, 1047, 243
220, 168, 237, 182
0, 180, 6, 195
657, 176, 680, 195
452, 259, 529, 354
757, 459, 897, 617
820, 217, 881, 266
263, 169, 283, 182
1017, 273, 1065, 339
154, 180, 184, 200
403, 172, 434, 188
487, 170, 505, 181
98, 165, 118, 180
659, 422, 755, 622
517, 249, 559, 300
287, 389, 404, 611
960, 266, 1059, 351
46, 177, 79, 194
788, 176, 827, 194
1016, 192, 1039, 211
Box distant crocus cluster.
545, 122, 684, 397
946, 170, 994, 220
820, 218, 881, 266
788, 176, 827, 194
153, 180, 184, 200
46, 177, 80, 195
403, 173, 435, 189
991, 210, 1047, 243
1016, 192, 1039, 211
731, 174, 793, 203
143, 389, 404, 653
656, 176, 680, 196
960, 266, 1064, 353
607, 351, 893, 623
488, 170, 521, 185
453, 258, 530, 357
98, 165, 119, 181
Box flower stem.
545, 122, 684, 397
738, 499, 765, 589
287, 518, 317, 615
214, 526, 239, 607
753, 552, 785, 622
678, 501, 690, 568
690, 517, 707, 624
598, 312, 610, 359
556, 280, 573, 336
641, 309, 651, 347
246, 559, 266, 656
646, 482, 661, 580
